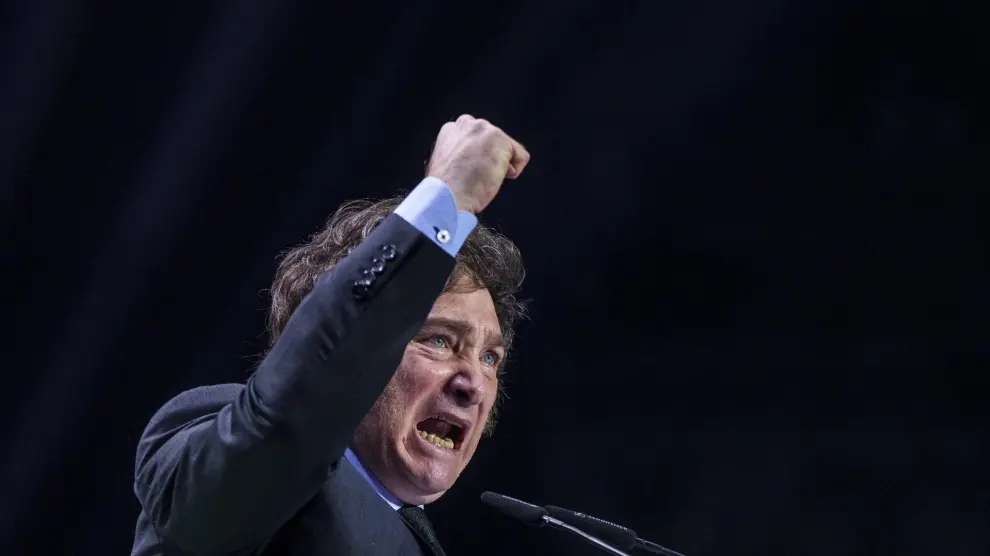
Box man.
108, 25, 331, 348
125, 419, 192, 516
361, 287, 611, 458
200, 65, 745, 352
131, 115, 531, 556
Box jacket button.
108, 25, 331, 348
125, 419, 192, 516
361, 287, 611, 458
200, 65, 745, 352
356, 269, 375, 287
380, 244, 397, 261
370, 257, 386, 274
352, 282, 370, 299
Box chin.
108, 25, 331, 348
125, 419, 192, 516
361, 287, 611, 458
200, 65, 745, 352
390, 431, 464, 504
402, 485, 448, 506
389, 468, 454, 505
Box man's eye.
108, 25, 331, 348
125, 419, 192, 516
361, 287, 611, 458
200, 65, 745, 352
429, 335, 450, 349
482, 351, 499, 366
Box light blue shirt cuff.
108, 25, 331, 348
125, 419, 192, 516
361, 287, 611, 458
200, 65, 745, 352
393, 177, 478, 257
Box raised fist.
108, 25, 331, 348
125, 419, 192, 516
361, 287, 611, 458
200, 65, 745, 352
426, 115, 530, 214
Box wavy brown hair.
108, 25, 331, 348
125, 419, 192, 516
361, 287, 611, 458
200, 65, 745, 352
267, 195, 527, 435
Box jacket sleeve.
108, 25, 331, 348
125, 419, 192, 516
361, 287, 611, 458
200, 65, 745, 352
133, 213, 456, 556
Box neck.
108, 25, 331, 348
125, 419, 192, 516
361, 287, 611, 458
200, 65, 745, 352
344, 447, 414, 510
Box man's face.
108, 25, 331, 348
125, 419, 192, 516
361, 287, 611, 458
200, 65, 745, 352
351, 276, 503, 505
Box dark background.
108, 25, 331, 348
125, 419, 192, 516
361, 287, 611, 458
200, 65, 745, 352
1, 1, 983, 555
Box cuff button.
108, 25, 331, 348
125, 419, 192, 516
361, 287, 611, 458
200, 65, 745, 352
436, 229, 451, 244
380, 244, 397, 261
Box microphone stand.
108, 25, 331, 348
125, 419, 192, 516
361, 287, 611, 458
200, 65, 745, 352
541, 514, 632, 556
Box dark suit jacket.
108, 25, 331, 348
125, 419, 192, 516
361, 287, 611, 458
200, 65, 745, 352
132, 214, 455, 556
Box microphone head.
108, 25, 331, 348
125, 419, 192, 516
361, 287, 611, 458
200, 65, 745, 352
480, 491, 548, 527
545, 505, 638, 549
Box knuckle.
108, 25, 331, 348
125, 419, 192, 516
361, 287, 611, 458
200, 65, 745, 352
491, 145, 510, 163
491, 132, 511, 150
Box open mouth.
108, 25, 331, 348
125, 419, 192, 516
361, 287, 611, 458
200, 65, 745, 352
415, 415, 466, 450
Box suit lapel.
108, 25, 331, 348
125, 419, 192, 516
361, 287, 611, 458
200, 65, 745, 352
398, 509, 447, 556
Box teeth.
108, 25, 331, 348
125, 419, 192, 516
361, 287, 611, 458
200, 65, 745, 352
418, 429, 454, 449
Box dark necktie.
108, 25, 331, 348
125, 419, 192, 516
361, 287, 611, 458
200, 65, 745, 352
398, 505, 446, 556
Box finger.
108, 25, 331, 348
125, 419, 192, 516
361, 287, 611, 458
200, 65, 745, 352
437, 120, 456, 136
456, 114, 475, 124
505, 137, 530, 179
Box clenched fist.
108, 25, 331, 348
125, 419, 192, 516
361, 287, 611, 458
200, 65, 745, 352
426, 115, 530, 214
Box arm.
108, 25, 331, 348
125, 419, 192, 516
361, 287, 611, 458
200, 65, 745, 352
134, 180, 474, 556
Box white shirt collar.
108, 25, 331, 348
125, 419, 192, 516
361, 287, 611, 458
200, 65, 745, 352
344, 447, 423, 510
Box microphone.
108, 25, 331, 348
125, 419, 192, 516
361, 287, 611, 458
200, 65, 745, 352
479, 491, 547, 527
481, 492, 686, 556
481, 491, 631, 556
546, 505, 686, 556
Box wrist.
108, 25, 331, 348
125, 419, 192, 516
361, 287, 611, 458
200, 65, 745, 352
427, 174, 478, 214
454, 198, 479, 214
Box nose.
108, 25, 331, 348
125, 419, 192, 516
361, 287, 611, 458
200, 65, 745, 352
445, 357, 486, 407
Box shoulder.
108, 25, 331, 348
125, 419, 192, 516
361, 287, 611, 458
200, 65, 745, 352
135, 384, 243, 469
147, 383, 244, 427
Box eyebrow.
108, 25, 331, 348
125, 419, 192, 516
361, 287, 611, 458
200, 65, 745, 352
422, 316, 504, 350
